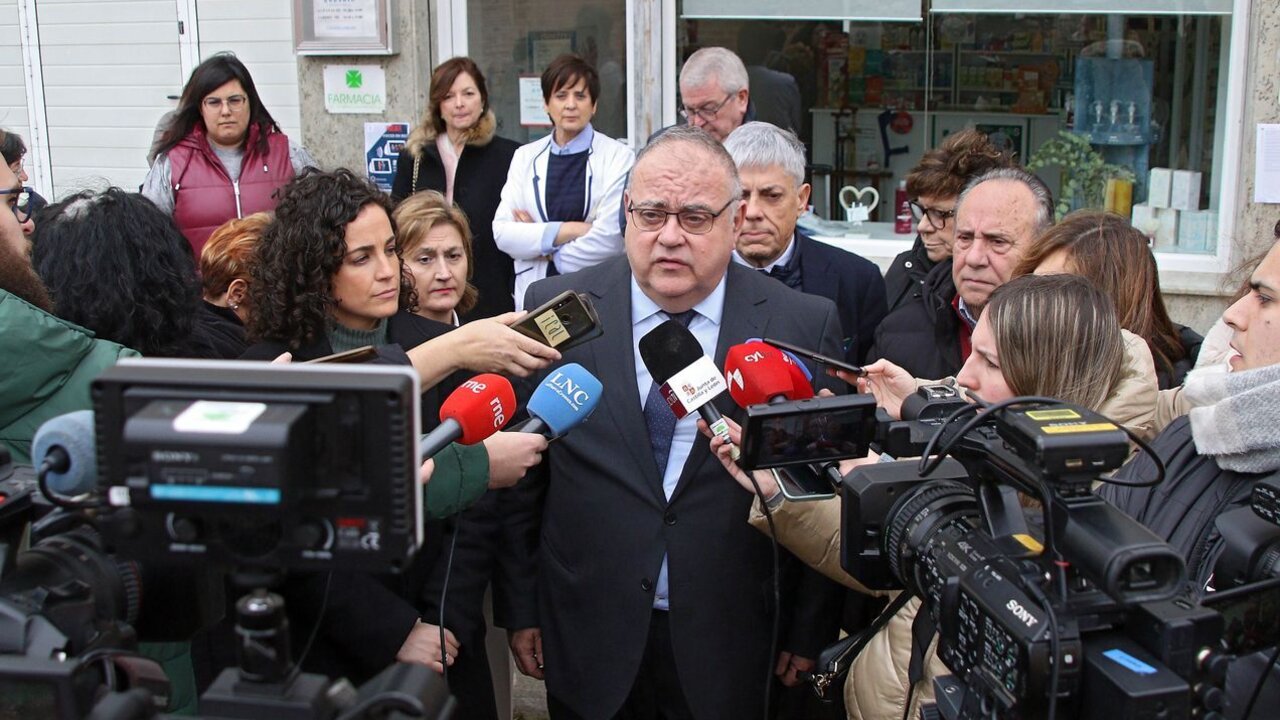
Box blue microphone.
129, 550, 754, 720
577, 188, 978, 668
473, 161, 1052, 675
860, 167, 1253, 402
31, 410, 98, 498
511, 363, 603, 438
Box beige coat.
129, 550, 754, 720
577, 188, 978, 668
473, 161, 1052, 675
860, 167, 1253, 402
747, 329, 1160, 720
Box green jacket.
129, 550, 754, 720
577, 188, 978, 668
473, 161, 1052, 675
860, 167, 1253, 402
0, 289, 138, 464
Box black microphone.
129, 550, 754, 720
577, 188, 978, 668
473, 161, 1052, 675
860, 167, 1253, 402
638, 319, 739, 461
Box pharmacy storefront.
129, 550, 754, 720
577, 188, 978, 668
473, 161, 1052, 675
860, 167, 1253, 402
436, 0, 1252, 293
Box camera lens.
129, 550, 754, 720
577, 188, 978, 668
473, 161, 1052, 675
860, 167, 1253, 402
883, 480, 980, 597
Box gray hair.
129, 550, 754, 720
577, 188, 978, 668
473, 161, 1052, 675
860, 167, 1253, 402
679, 47, 749, 94
957, 167, 1054, 236
634, 125, 742, 206
723, 122, 805, 188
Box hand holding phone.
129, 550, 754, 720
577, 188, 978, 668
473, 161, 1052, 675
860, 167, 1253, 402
512, 290, 603, 351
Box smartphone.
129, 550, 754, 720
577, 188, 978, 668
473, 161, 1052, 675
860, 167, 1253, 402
762, 337, 865, 376
305, 346, 379, 364
740, 394, 878, 471
513, 290, 603, 351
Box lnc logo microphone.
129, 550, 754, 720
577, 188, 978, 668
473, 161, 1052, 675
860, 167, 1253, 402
548, 371, 592, 412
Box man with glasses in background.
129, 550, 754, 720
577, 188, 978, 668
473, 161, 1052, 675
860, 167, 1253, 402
677, 47, 753, 142
500, 125, 845, 720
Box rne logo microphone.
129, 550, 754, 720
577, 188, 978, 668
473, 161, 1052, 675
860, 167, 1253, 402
489, 397, 506, 427
463, 380, 488, 393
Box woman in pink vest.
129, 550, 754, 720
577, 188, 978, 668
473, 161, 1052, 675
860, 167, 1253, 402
142, 53, 314, 257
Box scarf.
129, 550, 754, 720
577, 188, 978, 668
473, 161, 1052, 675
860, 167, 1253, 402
1187, 362, 1280, 473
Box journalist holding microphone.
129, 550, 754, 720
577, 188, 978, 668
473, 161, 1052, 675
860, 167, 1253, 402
708, 273, 1158, 720
235, 168, 554, 688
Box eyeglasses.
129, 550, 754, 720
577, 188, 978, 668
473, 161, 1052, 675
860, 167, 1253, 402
627, 199, 735, 234
0, 186, 32, 224
679, 94, 734, 123
202, 94, 247, 112
908, 199, 956, 229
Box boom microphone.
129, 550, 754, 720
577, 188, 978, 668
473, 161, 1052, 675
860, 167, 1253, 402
419, 374, 516, 461
510, 363, 604, 438
638, 319, 738, 460
31, 409, 98, 498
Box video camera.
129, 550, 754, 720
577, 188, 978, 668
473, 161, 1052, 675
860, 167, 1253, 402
0, 359, 455, 720
739, 384, 1280, 719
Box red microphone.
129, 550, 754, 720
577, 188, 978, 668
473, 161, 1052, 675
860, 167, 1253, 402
419, 374, 516, 460
778, 351, 815, 401
724, 342, 807, 407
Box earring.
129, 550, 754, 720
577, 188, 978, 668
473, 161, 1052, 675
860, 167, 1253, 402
229, 301, 239, 310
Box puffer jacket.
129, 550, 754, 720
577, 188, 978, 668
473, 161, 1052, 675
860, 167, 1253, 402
747, 328, 1160, 720
0, 289, 138, 463
866, 259, 965, 381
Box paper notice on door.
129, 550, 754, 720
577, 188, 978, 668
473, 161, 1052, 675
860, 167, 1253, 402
1257, 124, 1280, 204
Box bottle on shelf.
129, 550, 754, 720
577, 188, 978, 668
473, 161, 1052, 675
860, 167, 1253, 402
894, 180, 913, 234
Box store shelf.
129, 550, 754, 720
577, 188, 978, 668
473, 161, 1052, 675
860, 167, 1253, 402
963, 50, 1058, 57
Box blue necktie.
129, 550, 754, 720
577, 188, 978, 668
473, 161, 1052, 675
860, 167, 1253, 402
643, 310, 697, 477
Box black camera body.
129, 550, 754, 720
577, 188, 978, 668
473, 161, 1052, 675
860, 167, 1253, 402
831, 390, 1262, 719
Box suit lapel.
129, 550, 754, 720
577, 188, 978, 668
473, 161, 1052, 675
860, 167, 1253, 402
796, 236, 840, 314
583, 261, 668, 504
668, 266, 769, 504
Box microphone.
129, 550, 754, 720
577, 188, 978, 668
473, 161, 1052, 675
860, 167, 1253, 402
31, 410, 99, 498
723, 344, 842, 490
419, 374, 516, 461
724, 341, 807, 407
638, 319, 739, 460
509, 363, 604, 438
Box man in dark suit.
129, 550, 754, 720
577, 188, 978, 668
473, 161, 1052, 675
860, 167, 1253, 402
496, 126, 845, 720
724, 121, 887, 365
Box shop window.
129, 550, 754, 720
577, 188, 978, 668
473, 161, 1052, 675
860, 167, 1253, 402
676, 1, 1233, 260
466, 0, 629, 144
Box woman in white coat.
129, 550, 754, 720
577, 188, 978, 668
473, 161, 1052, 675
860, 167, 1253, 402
493, 53, 634, 309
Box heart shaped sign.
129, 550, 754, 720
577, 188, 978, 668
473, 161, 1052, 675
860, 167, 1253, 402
839, 185, 880, 213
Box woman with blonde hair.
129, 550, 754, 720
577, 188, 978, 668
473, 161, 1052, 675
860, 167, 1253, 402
393, 57, 519, 319
393, 190, 478, 326
708, 273, 1156, 720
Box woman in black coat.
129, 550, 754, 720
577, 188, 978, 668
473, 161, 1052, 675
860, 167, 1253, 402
393, 57, 520, 320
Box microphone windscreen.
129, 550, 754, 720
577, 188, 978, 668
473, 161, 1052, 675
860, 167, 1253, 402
724, 342, 795, 407
638, 319, 704, 383
32, 410, 97, 497
439, 374, 516, 445
527, 363, 604, 437
781, 352, 816, 400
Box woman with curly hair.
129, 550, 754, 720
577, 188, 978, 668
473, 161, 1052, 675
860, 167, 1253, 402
31, 187, 213, 358
392, 57, 520, 320
884, 128, 1013, 314
142, 53, 315, 257
238, 168, 553, 696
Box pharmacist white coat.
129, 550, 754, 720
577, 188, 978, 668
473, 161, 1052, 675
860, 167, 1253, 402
493, 130, 635, 310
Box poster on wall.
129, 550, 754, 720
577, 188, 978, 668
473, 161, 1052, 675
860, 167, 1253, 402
365, 122, 409, 192
519, 76, 552, 127
314, 0, 378, 38
528, 31, 575, 72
